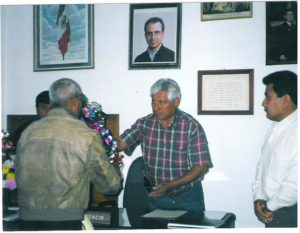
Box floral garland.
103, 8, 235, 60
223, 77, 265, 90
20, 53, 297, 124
81, 97, 123, 168
2, 131, 17, 190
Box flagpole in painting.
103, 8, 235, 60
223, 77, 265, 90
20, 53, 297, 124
56, 5, 71, 60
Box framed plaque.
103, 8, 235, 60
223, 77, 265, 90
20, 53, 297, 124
198, 69, 254, 115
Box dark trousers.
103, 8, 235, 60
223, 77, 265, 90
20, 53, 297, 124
147, 182, 205, 211
19, 220, 82, 231
266, 204, 297, 228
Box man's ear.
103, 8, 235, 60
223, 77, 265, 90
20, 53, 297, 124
281, 94, 292, 108
69, 96, 80, 116
174, 97, 180, 107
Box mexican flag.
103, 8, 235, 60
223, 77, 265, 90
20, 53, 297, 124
56, 5, 71, 60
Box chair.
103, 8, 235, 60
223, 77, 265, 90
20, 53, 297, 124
123, 156, 149, 228
123, 157, 237, 229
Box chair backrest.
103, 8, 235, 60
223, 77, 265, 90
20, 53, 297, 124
123, 156, 149, 228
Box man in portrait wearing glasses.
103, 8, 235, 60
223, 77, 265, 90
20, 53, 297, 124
134, 17, 175, 63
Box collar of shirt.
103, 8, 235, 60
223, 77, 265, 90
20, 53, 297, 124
271, 110, 297, 133
50, 106, 79, 119
156, 108, 181, 128
65, 107, 79, 119
147, 44, 163, 61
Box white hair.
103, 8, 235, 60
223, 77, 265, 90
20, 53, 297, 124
150, 78, 181, 101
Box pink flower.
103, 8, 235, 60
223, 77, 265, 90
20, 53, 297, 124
5, 178, 17, 190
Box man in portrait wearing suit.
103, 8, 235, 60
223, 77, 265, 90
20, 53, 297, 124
134, 17, 175, 63
274, 9, 297, 62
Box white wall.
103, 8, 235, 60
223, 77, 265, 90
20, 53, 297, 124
1, 2, 297, 228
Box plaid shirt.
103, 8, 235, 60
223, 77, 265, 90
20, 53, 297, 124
121, 109, 213, 194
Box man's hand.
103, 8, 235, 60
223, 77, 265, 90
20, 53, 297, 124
116, 137, 127, 152
149, 183, 170, 197
254, 199, 273, 224
149, 166, 208, 198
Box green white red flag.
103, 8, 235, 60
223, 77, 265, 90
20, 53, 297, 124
56, 5, 71, 60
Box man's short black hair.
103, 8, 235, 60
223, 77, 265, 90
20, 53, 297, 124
263, 70, 297, 106
144, 17, 165, 32
35, 91, 50, 107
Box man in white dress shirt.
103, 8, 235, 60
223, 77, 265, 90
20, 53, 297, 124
253, 70, 297, 227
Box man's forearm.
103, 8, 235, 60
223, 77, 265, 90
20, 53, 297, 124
167, 166, 207, 190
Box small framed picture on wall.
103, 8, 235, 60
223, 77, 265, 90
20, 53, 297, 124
201, 2, 252, 21
129, 3, 181, 69
266, 1, 297, 65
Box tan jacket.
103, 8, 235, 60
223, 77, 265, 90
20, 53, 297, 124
16, 107, 122, 221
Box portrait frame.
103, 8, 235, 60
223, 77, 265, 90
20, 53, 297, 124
34, 4, 94, 71
129, 3, 181, 69
198, 69, 254, 115
201, 2, 252, 21
266, 1, 297, 65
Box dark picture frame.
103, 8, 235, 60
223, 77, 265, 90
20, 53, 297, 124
34, 4, 94, 71
201, 2, 252, 21
266, 1, 297, 65
129, 3, 181, 69
198, 69, 254, 115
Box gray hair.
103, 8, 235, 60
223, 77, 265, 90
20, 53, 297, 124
150, 78, 181, 102
49, 78, 82, 107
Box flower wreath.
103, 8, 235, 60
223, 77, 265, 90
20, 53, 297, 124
80, 96, 123, 168
2, 131, 17, 190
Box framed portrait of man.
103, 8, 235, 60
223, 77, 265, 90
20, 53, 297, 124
266, 1, 297, 65
129, 3, 181, 69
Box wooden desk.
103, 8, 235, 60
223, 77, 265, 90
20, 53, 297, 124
3, 208, 235, 230
141, 210, 236, 229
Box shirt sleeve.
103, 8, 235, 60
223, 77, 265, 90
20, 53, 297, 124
120, 119, 142, 156
87, 134, 122, 195
266, 135, 297, 211
188, 124, 213, 169
252, 157, 266, 201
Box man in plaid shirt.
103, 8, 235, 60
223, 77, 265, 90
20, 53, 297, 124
118, 78, 213, 211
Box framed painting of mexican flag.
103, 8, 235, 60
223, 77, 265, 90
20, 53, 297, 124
34, 4, 94, 71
